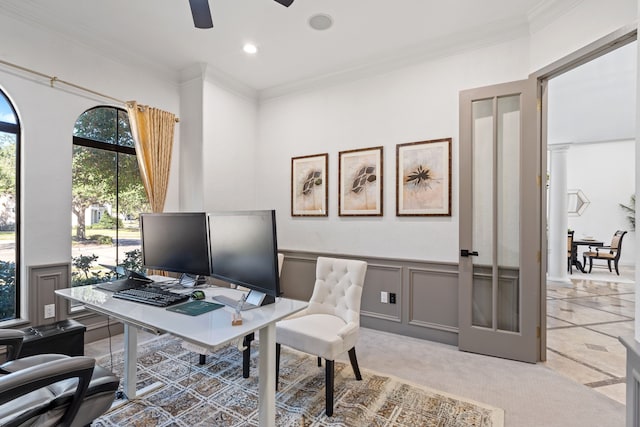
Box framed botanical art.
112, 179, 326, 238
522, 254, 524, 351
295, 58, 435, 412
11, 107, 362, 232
338, 146, 383, 216
396, 138, 451, 216
291, 153, 328, 216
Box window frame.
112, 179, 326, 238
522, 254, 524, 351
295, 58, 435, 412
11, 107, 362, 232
0, 90, 21, 324
71, 106, 142, 296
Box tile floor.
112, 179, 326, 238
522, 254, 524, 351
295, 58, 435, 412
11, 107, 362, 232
545, 266, 635, 404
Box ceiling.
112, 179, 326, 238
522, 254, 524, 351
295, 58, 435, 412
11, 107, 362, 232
548, 42, 637, 144
1, 0, 560, 95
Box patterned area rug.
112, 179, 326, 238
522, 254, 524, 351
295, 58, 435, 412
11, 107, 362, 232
94, 336, 504, 426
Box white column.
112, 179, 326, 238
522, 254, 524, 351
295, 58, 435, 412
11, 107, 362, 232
547, 144, 571, 283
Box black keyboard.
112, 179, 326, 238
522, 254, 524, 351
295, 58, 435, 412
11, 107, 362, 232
112, 287, 190, 307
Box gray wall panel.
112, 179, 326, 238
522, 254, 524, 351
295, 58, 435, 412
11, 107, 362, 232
29, 263, 70, 325
407, 267, 458, 332
361, 262, 402, 322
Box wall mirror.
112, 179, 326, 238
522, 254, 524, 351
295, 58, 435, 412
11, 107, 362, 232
568, 189, 590, 216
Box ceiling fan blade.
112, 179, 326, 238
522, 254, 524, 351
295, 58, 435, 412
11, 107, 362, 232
189, 0, 213, 29
274, 0, 294, 7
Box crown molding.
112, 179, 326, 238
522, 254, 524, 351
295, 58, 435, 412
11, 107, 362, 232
527, 0, 584, 33
258, 16, 530, 101
0, 3, 179, 86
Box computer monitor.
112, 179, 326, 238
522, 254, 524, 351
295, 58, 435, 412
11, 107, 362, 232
208, 210, 280, 306
140, 212, 212, 281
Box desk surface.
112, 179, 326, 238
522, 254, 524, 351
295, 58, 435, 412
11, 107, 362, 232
55, 284, 307, 351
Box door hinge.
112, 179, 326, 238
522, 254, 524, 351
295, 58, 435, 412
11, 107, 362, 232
537, 326, 540, 338
537, 251, 541, 263
537, 98, 541, 112
536, 175, 541, 187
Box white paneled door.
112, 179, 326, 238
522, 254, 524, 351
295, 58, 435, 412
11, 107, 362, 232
458, 79, 541, 363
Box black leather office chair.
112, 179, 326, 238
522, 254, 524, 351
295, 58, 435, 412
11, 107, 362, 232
0, 329, 120, 427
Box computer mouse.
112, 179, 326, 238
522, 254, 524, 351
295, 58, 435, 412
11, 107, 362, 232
191, 290, 205, 300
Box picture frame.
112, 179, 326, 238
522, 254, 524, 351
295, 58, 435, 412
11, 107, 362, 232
396, 138, 451, 216
291, 153, 328, 216
338, 146, 383, 216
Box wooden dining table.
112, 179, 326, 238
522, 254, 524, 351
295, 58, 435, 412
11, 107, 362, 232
571, 238, 604, 273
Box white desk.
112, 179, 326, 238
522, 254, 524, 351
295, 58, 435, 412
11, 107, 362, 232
55, 284, 307, 427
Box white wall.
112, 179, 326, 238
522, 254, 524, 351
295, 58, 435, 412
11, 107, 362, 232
0, 0, 637, 311
248, 0, 638, 262
202, 78, 258, 212
566, 140, 636, 266
254, 38, 530, 261
179, 67, 205, 212
0, 13, 180, 290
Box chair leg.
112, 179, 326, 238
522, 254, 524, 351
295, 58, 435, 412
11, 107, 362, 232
348, 348, 362, 380
318, 356, 322, 367
588, 257, 593, 273
199, 354, 206, 365
607, 260, 612, 272
242, 333, 254, 379
615, 260, 620, 275
325, 359, 334, 416
275, 343, 281, 391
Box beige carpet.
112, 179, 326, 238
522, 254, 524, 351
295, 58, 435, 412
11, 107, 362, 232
94, 336, 504, 426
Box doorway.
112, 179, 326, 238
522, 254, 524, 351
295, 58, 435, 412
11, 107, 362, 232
542, 35, 637, 404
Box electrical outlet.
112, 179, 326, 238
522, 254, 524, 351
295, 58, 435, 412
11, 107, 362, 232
389, 293, 396, 304
380, 291, 388, 303
44, 303, 55, 319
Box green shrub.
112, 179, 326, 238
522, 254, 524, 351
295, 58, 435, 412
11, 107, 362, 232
121, 249, 142, 272
96, 212, 123, 230
71, 250, 143, 287
0, 261, 15, 320
90, 234, 113, 245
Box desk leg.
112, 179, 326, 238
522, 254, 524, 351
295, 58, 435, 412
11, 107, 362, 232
122, 324, 138, 399
258, 323, 276, 427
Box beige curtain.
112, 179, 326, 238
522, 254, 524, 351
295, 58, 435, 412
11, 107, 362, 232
125, 101, 176, 213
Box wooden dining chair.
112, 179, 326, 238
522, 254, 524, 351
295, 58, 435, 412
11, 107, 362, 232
567, 230, 575, 274
583, 230, 627, 275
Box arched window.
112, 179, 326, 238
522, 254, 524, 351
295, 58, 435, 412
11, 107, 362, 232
71, 106, 149, 286
0, 90, 20, 322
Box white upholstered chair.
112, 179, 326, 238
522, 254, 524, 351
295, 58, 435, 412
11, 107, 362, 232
278, 253, 285, 277
276, 256, 367, 416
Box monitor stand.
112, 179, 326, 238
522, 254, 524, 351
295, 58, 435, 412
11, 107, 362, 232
178, 273, 207, 287
212, 290, 275, 311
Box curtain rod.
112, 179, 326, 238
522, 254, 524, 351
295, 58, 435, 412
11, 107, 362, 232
0, 58, 180, 122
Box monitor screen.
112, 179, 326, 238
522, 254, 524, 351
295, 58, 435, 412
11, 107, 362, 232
208, 210, 280, 300
140, 212, 211, 277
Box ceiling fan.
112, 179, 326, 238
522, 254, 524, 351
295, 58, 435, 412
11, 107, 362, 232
189, 0, 294, 29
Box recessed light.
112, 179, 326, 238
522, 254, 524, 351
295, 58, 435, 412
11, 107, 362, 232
308, 13, 333, 31
243, 43, 258, 54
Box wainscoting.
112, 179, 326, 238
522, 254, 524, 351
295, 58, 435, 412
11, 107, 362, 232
33, 252, 459, 347
28, 263, 71, 326
279, 250, 459, 346
28, 263, 125, 343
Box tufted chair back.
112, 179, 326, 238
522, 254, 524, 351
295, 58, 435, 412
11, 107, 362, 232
306, 257, 367, 325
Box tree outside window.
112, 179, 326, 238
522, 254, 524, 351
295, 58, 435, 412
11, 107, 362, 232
72, 107, 148, 287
